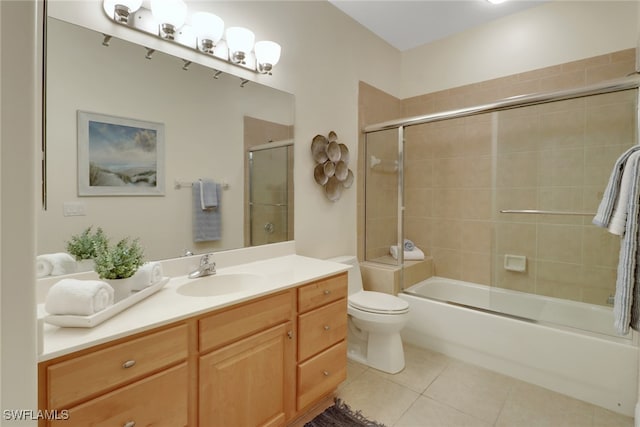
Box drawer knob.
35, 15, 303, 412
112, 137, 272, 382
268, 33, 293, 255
323, 325, 330, 331
123, 421, 136, 427
323, 370, 330, 376
122, 360, 136, 369
323, 289, 331, 295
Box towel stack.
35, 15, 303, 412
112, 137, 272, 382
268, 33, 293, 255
131, 262, 164, 291
593, 145, 640, 335
390, 239, 425, 261
36, 253, 77, 278
45, 279, 114, 316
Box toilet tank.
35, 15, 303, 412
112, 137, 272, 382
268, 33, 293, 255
326, 255, 363, 295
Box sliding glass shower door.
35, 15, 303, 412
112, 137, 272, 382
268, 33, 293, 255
248, 143, 293, 246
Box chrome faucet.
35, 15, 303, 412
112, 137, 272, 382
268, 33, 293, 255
188, 253, 216, 279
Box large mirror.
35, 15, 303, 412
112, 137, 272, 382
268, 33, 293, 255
38, 17, 295, 262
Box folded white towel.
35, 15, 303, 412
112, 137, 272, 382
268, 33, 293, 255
390, 245, 425, 261
199, 179, 218, 210
131, 262, 163, 291
608, 151, 640, 235
36, 253, 77, 278
44, 279, 114, 316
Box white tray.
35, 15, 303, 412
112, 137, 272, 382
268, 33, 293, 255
44, 277, 170, 328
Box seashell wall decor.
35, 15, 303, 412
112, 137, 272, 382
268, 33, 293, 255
310, 131, 353, 201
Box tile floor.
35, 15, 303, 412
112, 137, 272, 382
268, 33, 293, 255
336, 344, 634, 427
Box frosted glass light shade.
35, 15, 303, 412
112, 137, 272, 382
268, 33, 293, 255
150, 0, 187, 28
226, 27, 255, 54
103, 0, 142, 23
255, 41, 281, 66
191, 12, 224, 43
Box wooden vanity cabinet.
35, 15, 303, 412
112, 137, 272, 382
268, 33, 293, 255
198, 290, 296, 427
39, 272, 348, 427
296, 273, 348, 412
39, 324, 189, 427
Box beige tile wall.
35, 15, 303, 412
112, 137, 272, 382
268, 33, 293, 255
359, 49, 637, 307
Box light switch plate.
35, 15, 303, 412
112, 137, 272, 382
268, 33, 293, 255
63, 201, 86, 217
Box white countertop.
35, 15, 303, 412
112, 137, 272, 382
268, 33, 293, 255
38, 254, 349, 362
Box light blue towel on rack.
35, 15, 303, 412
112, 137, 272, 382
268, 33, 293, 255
193, 182, 221, 242
593, 146, 640, 335
200, 179, 218, 210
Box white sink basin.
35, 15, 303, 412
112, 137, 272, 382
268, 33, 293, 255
176, 273, 265, 297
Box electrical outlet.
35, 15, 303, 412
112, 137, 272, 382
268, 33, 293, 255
63, 202, 86, 217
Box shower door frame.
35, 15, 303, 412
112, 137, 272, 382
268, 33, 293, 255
247, 139, 293, 247
363, 74, 640, 310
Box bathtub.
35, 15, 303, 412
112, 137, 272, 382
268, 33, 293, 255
400, 277, 639, 416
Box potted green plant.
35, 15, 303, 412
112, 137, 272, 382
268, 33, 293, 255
94, 237, 145, 302
65, 226, 108, 272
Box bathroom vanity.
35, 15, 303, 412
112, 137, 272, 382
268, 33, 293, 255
37, 253, 348, 427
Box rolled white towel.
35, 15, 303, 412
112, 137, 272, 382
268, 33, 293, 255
44, 279, 114, 316
36, 253, 77, 278
131, 262, 164, 291
390, 245, 425, 261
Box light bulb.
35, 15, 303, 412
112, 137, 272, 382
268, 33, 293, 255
191, 12, 224, 53
255, 41, 281, 74
226, 27, 255, 64
150, 0, 188, 40
103, 0, 142, 24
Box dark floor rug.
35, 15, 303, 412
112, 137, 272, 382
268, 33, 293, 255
304, 399, 386, 427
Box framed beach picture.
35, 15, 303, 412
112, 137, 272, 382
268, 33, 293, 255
77, 111, 165, 196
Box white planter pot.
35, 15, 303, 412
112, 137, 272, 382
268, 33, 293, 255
75, 259, 95, 273
105, 277, 135, 302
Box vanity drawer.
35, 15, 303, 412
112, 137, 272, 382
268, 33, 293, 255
298, 273, 347, 313
47, 324, 188, 409
297, 340, 347, 411
49, 363, 188, 427
298, 298, 347, 361
199, 290, 294, 353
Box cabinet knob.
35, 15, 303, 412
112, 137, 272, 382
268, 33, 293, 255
122, 360, 136, 369
323, 325, 330, 331
323, 370, 330, 376
123, 421, 136, 427
287, 330, 293, 339
323, 289, 331, 295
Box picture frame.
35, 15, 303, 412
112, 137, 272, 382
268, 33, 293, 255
77, 111, 165, 196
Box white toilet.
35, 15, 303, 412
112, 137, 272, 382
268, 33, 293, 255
329, 256, 410, 374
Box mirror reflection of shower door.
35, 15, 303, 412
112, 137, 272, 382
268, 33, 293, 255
249, 144, 292, 246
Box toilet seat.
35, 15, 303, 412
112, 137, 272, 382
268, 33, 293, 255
349, 291, 409, 315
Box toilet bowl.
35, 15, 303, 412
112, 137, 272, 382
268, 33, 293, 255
328, 256, 409, 374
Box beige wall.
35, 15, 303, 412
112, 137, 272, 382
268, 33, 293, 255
400, 1, 638, 98
1, 0, 39, 419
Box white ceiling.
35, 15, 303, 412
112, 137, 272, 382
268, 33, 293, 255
328, 0, 549, 51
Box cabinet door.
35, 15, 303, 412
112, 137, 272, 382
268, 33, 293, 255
199, 322, 295, 427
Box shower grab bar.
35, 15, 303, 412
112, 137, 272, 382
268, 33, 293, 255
500, 209, 595, 216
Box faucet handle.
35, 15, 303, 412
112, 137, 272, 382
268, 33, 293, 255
200, 253, 214, 266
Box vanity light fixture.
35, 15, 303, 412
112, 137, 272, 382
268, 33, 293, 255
254, 41, 281, 75
226, 27, 255, 65
191, 12, 224, 54
101, 0, 282, 75
150, 0, 188, 40
103, 0, 142, 24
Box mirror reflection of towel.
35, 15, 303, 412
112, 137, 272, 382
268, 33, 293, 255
200, 179, 218, 210
193, 182, 221, 242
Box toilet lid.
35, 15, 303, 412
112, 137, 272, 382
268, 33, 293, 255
349, 291, 409, 314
